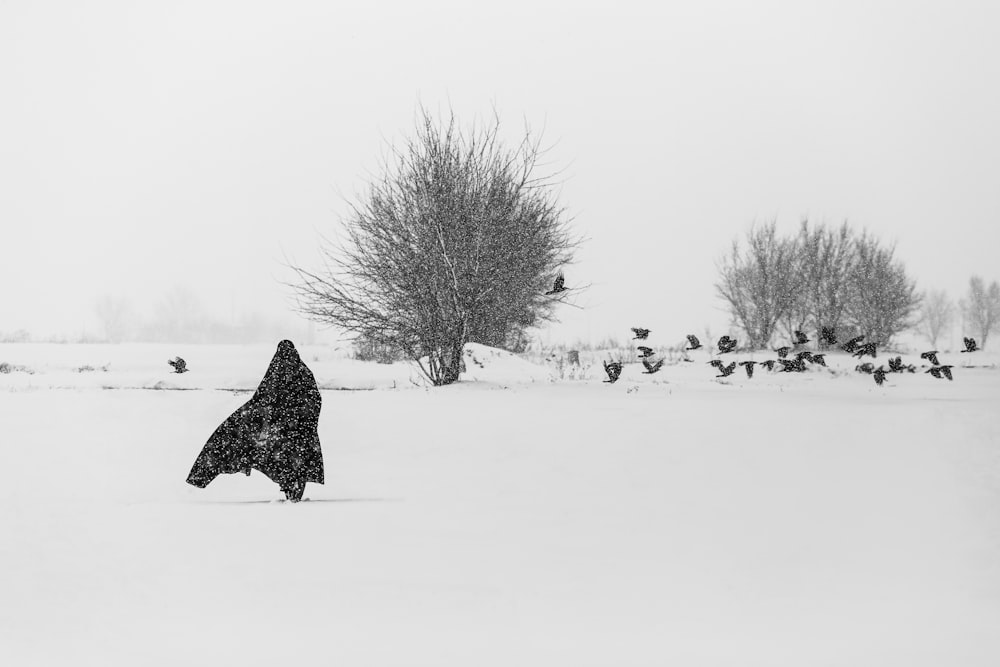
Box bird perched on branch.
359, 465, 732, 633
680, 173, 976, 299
738, 360, 756, 378
820, 327, 837, 346
873, 366, 888, 386
773, 346, 790, 359
926, 365, 954, 380
632, 327, 650, 340
853, 342, 877, 359
920, 350, 940, 366
717, 336, 737, 354
841, 336, 865, 353
637, 346, 654, 358
544, 273, 567, 295
685, 335, 702, 351
168, 357, 188, 373
642, 358, 664, 374
961, 337, 979, 353
793, 330, 810, 345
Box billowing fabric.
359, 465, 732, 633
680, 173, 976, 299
186, 340, 324, 501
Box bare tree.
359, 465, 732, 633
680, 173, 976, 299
290, 108, 579, 385
961, 276, 1000, 349
842, 232, 920, 347
94, 295, 133, 343
715, 221, 799, 349
794, 220, 856, 347
915, 289, 954, 348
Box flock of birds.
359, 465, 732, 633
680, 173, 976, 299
600, 326, 982, 387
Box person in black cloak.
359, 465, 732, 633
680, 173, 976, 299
186, 340, 324, 502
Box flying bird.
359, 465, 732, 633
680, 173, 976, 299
544, 273, 567, 295
873, 366, 888, 387
926, 365, 954, 381
820, 327, 837, 346
186, 340, 323, 502
795, 350, 814, 363
841, 336, 865, 353
773, 346, 790, 359
685, 335, 703, 351
810, 353, 827, 367
961, 337, 979, 353
793, 330, 810, 345
168, 357, 188, 374
855, 362, 874, 374
853, 342, 877, 359
642, 358, 665, 374
603, 360, 623, 384
632, 327, 651, 340
637, 346, 654, 358
779, 358, 806, 373
717, 336, 737, 354
759, 359, 777, 371
887, 356, 904, 373
920, 350, 940, 366
714, 361, 736, 378
738, 360, 756, 378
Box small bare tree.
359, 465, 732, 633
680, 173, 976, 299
961, 276, 1000, 349
915, 289, 954, 348
290, 108, 579, 385
94, 295, 133, 343
715, 221, 799, 349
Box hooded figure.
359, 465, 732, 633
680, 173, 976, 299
186, 340, 324, 501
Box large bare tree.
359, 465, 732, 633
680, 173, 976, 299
715, 221, 799, 349
290, 109, 579, 385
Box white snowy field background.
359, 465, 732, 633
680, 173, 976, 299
1, 341, 999, 666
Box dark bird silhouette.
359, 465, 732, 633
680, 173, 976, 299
186, 340, 323, 502
926, 365, 954, 381
873, 366, 888, 386
685, 335, 703, 351
795, 350, 814, 363
819, 327, 837, 346
793, 330, 810, 345
841, 336, 865, 353
637, 346, 654, 358
738, 360, 756, 378
855, 362, 875, 374
810, 353, 827, 367
759, 359, 777, 371
920, 350, 940, 366
632, 327, 650, 340
717, 336, 737, 354
168, 357, 188, 374
714, 361, 736, 378
961, 337, 979, 353
642, 358, 665, 374
544, 273, 567, 295
853, 342, 877, 359
779, 358, 806, 373
603, 360, 623, 384
773, 346, 790, 359
887, 356, 904, 373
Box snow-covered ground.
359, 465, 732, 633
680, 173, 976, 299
2, 342, 999, 666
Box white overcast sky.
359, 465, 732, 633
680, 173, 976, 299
2, 0, 998, 344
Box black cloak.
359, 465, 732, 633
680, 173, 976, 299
186, 340, 324, 501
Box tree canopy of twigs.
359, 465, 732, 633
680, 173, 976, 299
290, 108, 579, 385
716, 220, 920, 349
960, 275, 1000, 349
